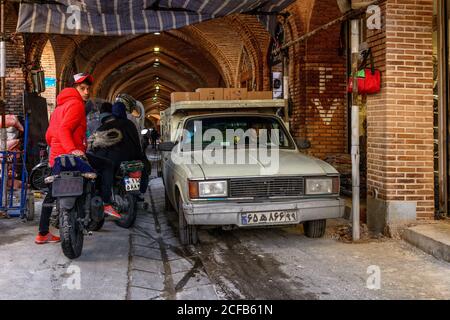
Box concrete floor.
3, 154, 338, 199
1, 177, 450, 300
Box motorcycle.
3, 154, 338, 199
45, 155, 143, 259
45, 154, 104, 259
112, 160, 144, 229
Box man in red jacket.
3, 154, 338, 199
35, 73, 119, 245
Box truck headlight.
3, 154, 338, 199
189, 180, 228, 198
199, 181, 228, 197
306, 178, 334, 195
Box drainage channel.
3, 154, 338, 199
126, 180, 212, 299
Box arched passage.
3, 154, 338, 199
26, 11, 287, 123
40, 40, 57, 115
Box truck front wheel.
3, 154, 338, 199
177, 196, 198, 245
303, 219, 326, 238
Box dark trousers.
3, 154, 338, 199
86, 153, 114, 204
140, 166, 149, 194
39, 184, 55, 236
38, 154, 115, 236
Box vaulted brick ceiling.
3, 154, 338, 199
73, 32, 223, 113
50, 15, 272, 116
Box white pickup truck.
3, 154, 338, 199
159, 99, 345, 245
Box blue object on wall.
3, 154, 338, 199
45, 77, 56, 88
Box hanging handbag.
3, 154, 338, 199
348, 48, 381, 95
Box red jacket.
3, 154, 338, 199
46, 88, 87, 167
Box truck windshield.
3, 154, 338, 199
182, 116, 295, 150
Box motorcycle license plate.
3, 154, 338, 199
52, 177, 84, 197
124, 177, 141, 191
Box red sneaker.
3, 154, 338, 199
35, 232, 60, 244
104, 205, 122, 219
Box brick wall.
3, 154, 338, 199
4, 4, 25, 115
287, 0, 348, 159
366, 0, 435, 219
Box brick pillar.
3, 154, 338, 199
366, 0, 435, 234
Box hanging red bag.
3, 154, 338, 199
347, 48, 381, 95
347, 69, 366, 93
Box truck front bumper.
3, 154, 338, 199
182, 198, 345, 227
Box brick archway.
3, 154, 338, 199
40, 40, 56, 114
55, 17, 275, 113
276, 0, 347, 159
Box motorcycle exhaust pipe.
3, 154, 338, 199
90, 196, 104, 222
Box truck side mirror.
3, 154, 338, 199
295, 138, 311, 150
158, 141, 177, 152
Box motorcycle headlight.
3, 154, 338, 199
306, 178, 333, 195
189, 180, 228, 198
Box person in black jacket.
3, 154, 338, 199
86, 103, 123, 218
89, 102, 150, 198
111, 102, 151, 198
150, 128, 160, 149
89, 104, 141, 171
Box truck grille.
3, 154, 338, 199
229, 177, 305, 198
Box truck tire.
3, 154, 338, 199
303, 219, 327, 238
178, 196, 198, 245
60, 207, 84, 259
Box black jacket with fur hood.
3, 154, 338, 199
88, 117, 144, 171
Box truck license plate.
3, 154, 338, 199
241, 211, 297, 226
124, 178, 141, 191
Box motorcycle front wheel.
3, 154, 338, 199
60, 204, 84, 259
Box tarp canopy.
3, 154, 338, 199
16, 0, 294, 37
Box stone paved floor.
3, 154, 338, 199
126, 177, 218, 299
1, 160, 450, 300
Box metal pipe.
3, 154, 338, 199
0, 0, 6, 210
437, 0, 448, 217
0, 41, 5, 78
283, 53, 289, 125
351, 19, 360, 241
